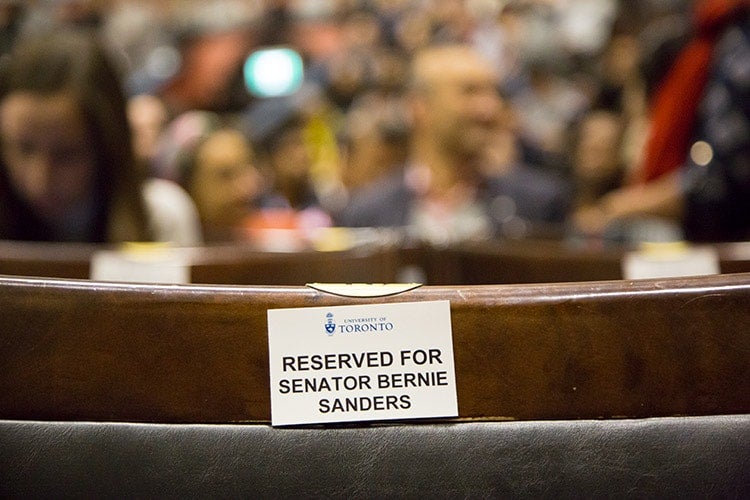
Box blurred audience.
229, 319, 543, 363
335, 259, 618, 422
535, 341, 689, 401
481, 99, 572, 239
239, 89, 334, 247
253, 106, 329, 215
3, 0, 746, 249
564, 107, 682, 244
336, 44, 569, 243
0, 29, 201, 245
573, 0, 750, 243
335, 44, 500, 243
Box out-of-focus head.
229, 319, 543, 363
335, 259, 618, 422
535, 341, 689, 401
408, 44, 502, 160
0, 89, 95, 225
260, 115, 312, 184
152, 110, 220, 183
0, 29, 134, 228
155, 110, 261, 238
339, 94, 409, 190
189, 128, 261, 233
574, 109, 625, 185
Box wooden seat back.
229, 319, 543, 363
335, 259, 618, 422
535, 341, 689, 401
1, 273, 748, 423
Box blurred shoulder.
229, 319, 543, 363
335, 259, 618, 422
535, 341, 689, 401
142, 178, 203, 246
336, 171, 412, 228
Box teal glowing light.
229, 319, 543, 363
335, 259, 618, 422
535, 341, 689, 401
244, 47, 304, 98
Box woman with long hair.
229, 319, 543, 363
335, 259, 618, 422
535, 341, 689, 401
0, 29, 201, 244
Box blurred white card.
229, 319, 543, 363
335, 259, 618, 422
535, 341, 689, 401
622, 243, 720, 280
90, 244, 190, 284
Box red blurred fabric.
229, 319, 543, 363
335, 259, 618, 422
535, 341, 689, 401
637, 0, 750, 183
160, 29, 253, 112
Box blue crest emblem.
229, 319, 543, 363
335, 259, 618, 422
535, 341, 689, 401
324, 312, 336, 335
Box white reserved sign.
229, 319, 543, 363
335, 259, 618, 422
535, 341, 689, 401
90, 247, 190, 284
267, 300, 457, 426
622, 244, 720, 280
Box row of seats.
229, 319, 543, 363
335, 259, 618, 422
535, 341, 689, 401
1, 272, 749, 496
2, 238, 750, 285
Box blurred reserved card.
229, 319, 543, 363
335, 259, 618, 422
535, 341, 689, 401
90, 243, 190, 284
622, 242, 720, 280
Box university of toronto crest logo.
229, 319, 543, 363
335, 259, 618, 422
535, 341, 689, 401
324, 312, 336, 335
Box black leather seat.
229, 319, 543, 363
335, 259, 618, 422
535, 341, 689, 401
2, 415, 749, 498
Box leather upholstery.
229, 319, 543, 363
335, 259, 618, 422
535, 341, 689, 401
2, 416, 748, 498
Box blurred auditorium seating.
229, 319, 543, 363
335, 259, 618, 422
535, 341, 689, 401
412, 239, 750, 284
188, 243, 400, 285
3, 237, 750, 286
407, 239, 624, 284
0, 239, 401, 285
0, 240, 95, 280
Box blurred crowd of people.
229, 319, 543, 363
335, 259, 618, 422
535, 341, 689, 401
1, 0, 748, 248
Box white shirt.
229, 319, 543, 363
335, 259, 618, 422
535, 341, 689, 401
142, 178, 203, 246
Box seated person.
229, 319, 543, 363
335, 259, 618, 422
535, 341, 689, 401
153, 111, 264, 242
336, 44, 570, 244
336, 92, 409, 197
242, 102, 334, 247
566, 108, 682, 245
0, 29, 201, 245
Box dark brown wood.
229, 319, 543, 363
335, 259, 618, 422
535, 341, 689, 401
0, 241, 95, 279
414, 239, 750, 284
1, 273, 748, 423
413, 240, 624, 284
189, 244, 401, 285
716, 241, 750, 275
